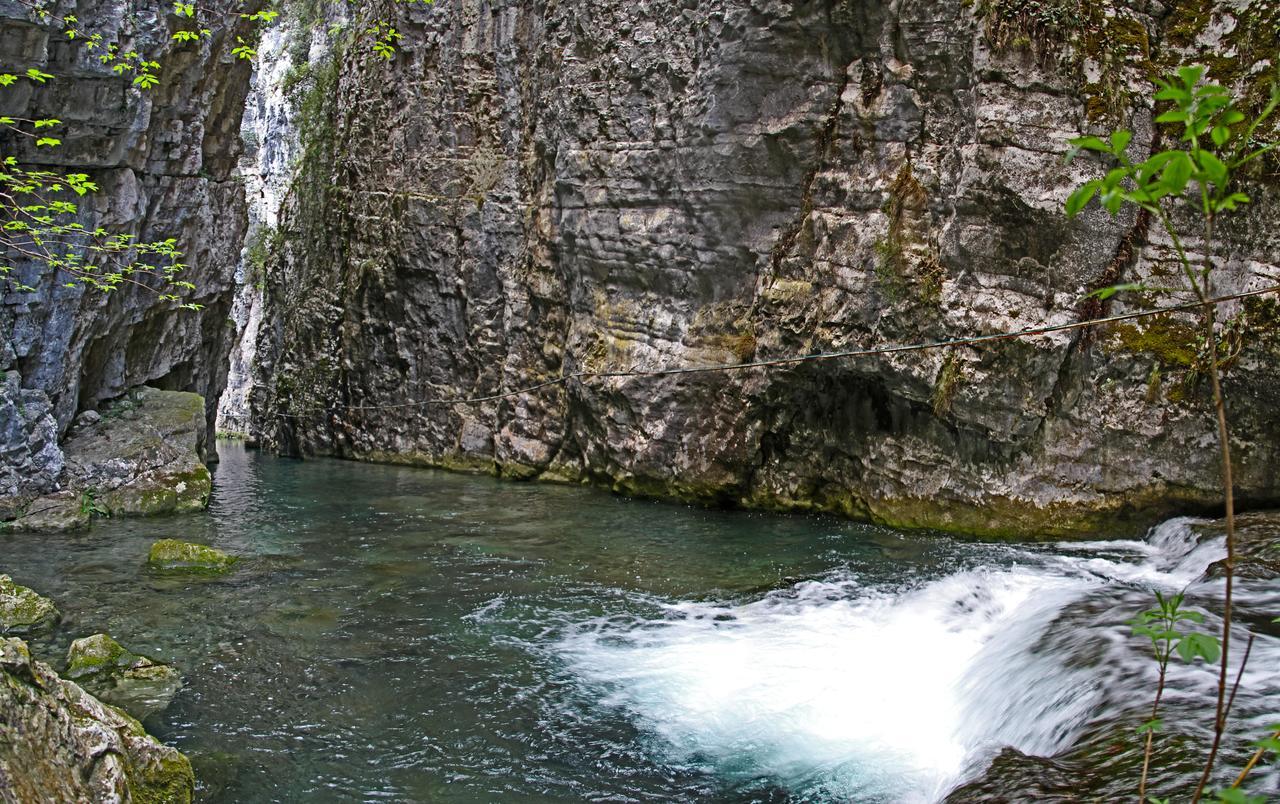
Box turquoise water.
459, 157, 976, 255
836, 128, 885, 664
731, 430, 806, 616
3, 441, 1277, 801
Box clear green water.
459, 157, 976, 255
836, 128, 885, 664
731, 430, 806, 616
0, 442, 959, 801
3, 442, 1276, 802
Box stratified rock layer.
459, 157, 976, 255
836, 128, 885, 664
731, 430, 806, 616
247, 0, 1280, 537
0, 0, 255, 506
0, 637, 194, 803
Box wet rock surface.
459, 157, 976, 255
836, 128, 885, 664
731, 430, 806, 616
65, 633, 183, 721
246, 0, 1280, 537
0, 636, 194, 803
0, 574, 60, 636
146, 539, 238, 574
1199, 512, 1280, 581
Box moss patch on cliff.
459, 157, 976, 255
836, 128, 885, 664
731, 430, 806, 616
975, 0, 1152, 120
1105, 317, 1200, 368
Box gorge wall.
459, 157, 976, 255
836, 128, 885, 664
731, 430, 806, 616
0, 0, 255, 509
242, 0, 1280, 538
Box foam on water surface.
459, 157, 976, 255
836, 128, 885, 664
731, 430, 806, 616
557, 516, 1273, 801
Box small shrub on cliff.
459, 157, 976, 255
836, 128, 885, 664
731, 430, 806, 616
0, 0, 431, 304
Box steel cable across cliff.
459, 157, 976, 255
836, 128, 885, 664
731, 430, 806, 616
271, 284, 1280, 417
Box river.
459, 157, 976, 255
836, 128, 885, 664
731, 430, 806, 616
2, 441, 1277, 801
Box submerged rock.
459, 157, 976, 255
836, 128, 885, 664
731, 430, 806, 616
65, 633, 183, 721
0, 637, 194, 802
147, 540, 238, 574
0, 574, 60, 636
1198, 512, 1280, 580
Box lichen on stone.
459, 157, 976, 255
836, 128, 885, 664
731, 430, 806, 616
0, 574, 61, 636
146, 540, 239, 574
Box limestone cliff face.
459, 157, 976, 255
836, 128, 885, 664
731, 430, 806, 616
248, 0, 1280, 537
0, 0, 255, 503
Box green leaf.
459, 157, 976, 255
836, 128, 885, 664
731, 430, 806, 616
1068, 135, 1110, 152
1198, 150, 1228, 186
1156, 109, 1189, 124
1162, 152, 1193, 194
1176, 632, 1221, 664
1214, 790, 1265, 804
1177, 64, 1206, 89
1136, 718, 1163, 735
1110, 130, 1132, 153
1066, 181, 1100, 217
1084, 282, 1147, 301
1101, 188, 1124, 215
1211, 125, 1230, 147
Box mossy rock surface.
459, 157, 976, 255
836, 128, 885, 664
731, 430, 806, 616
1, 636, 194, 803
65, 633, 136, 679
0, 574, 61, 636
66, 633, 183, 720
147, 540, 238, 574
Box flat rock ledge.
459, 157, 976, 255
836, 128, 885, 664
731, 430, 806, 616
1, 387, 212, 533
0, 637, 194, 803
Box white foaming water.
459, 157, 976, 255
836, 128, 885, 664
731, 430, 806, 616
557, 517, 1259, 801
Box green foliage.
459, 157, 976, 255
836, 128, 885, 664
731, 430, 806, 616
2, 0, 435, 304
1130, 590, 1220, 667
79, 489, 108, 518
1066, 66, 1279, 225
1068, 64, 1279, 801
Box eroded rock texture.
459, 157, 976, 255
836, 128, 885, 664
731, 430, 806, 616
241, 0, 1279, 537
0, 0, 255, 504
0, 637, 194, 804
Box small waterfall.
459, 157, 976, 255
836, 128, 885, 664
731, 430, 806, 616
557, 518, 1280, 801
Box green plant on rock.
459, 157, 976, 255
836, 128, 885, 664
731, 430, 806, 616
1066, 64, 1279, 801
79, 489, 108, 518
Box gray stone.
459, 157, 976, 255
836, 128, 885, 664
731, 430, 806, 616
0, 0, 253, 515
0, 574, 60, 636
243, 0, 1280, 538
4, 387, 212, 531
0, 637, 194, 803
65, 634, 183, 721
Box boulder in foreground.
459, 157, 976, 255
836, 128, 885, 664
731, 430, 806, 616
0, 636, 194, 802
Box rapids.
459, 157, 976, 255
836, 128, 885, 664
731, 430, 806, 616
2, 442, 1276, 801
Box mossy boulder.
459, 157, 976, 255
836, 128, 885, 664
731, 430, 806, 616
146, 539, 238, 574
1, 636, 194, 802
65, 634, 183, 720
0, 574, 61, 635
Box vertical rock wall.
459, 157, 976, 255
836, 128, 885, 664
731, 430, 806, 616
245, 0, 1277, 536
0, 1, 255, 503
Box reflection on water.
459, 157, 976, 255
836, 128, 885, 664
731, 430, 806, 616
1, 442, 1276, 802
